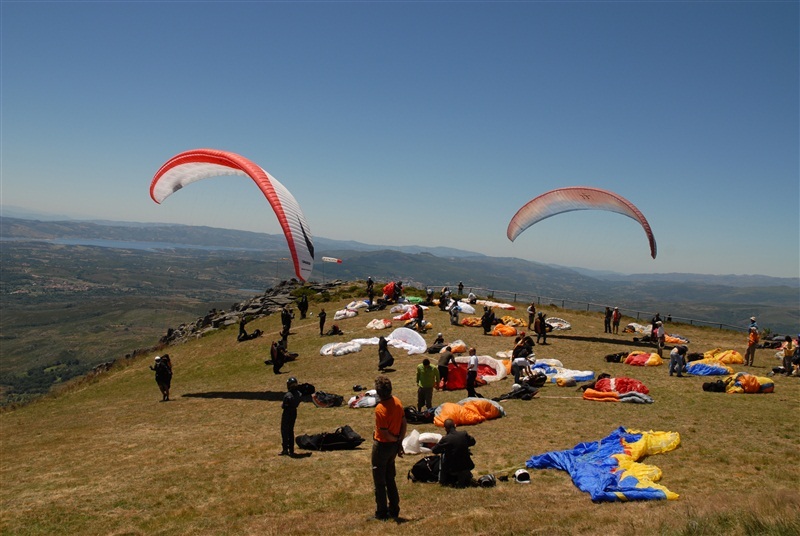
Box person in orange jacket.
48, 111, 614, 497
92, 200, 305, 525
744, 326, 760, 366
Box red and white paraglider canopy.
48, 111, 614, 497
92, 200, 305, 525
150, 148, 314, 281
507, 186, 657, 259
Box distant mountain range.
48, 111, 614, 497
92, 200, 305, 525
2, 214, 798, 333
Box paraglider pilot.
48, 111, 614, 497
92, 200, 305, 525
431, 418, 476, 487
280, 376, 302, 456
149, 354, 172, 402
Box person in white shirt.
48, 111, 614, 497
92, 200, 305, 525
466, 348, 482, 398
655, 321, 666, 358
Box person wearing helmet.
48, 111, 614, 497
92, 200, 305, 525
744, 326, 760, 367
280, 376, 302, 456
149, 354, 172, 402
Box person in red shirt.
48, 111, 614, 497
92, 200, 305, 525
371, 375, 407, 521
612, 307, 622, 335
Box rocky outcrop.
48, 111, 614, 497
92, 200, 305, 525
157, 279, 346, 346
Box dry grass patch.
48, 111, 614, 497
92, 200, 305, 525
2, 292, 799, 535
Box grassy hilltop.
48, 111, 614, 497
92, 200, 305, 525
1, 284, 799, 536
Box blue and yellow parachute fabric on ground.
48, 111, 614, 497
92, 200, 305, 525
685, 358, 734, 376
526, 427, 680, 502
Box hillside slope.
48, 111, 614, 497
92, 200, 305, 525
2, 288, 798, 535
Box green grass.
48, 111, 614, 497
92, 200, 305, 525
1, 287, 799, 535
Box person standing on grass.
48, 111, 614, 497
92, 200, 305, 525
281, 304, 294, 334
655, 321, 666, 358
612, 307, 622, 334
534, 312, 548, 345
414, 303, 425, 332
466, 348, 482, 398
149, 355, 172, 402
318, 308, 326, 336
378, 336, 394, 371
526, 302, 536, 330
780, 336, 796, 375
415, 358, 439, 411
279, 376, 302, 456
651, 313, 662, 336
297, 294, 309, 320
604, 307, 613, 334
480, 306, 495, 335
744, 326, 760, 366
437, 346, 457, 390
371, 375, 406, 522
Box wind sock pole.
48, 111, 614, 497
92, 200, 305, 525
321, 256, 343, 284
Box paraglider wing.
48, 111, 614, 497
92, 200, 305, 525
507, 187, 656, 259
150, 149, 314, 281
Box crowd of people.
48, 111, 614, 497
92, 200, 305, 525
147, 277, 797, 524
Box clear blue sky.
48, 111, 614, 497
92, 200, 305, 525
2, 1, 798, 278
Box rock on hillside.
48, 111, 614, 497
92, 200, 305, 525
156, 279, 346, 347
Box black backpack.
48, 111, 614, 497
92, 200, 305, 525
407, 455, 441, 483
295, 425, 365, 451
604, 352, 627, 363
404, 406, 435, 424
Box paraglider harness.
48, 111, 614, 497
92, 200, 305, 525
154, 359, 172, 383
324, 325, 343, 336
404, 405, 435, 424
238, 328, 263, 342
295, 425, 364, 451
408, 455, 441, 483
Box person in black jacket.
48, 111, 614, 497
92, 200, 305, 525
431, 418, 476, 487
318, 308, 327, 336
149, 355, 173, 401
281, 305, 294, 334
604, 307, 613, 334
480, 307, 495, 335
280, 376, 302, 456
297, 295, 309, 319
378, 336, 394, 371
269, 341, 286, 375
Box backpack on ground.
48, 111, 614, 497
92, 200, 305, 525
523, 371, 547, 388
407, 454, 441, 483
295, 425, 364, 451
604, 352, 626, 363
312, 391, 344, 408
404, 406, 435, 424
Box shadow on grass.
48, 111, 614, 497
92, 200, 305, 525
550, 334, 659, 348
182, 391, 285, 401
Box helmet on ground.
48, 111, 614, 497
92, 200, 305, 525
477, 474, 496, 488
514, 468, 531, 484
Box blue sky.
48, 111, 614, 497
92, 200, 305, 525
2, 1, 798, 278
